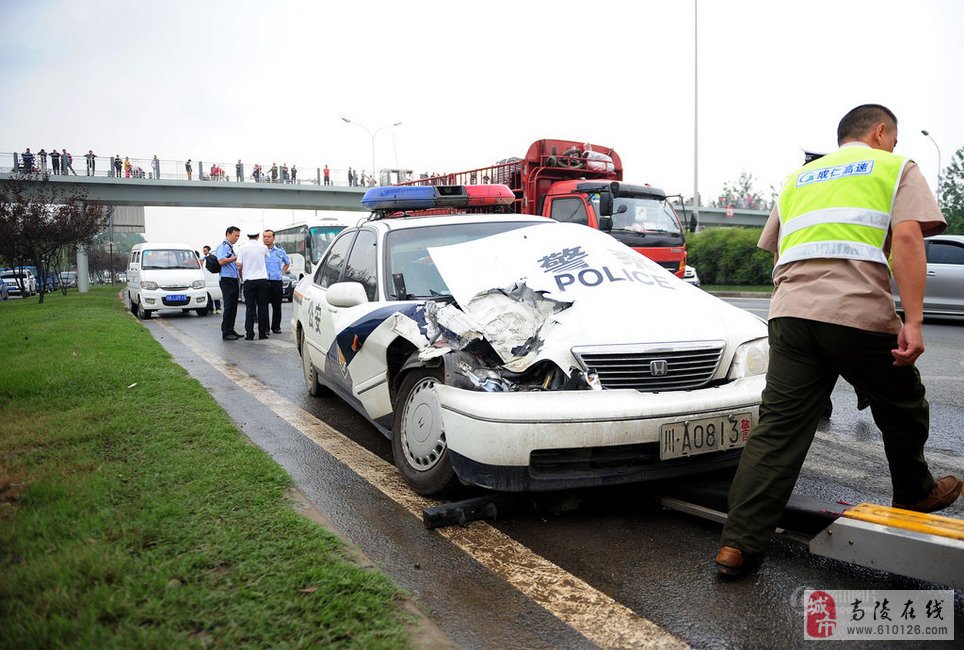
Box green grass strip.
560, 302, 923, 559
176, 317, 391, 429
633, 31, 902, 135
0, 288, 412, 648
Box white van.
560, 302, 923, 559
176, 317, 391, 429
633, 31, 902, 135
127, 242, 209, 319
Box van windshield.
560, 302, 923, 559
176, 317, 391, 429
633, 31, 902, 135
141, 249, 200, 270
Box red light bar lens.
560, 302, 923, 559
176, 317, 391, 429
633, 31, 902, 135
464, 184, 514, 206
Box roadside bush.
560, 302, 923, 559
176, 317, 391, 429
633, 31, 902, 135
687, 227, 774, 285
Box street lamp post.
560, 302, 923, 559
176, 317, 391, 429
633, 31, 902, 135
341, 117, 402, 184
921, 129, 942, 192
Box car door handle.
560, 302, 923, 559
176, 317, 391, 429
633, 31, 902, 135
926, 270, 937, 276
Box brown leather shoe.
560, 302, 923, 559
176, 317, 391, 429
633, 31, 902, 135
716, 545, 746, 577
892, 475, 962, 513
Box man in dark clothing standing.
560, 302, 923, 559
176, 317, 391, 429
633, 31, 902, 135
236, 159, 244, 182
50, 148, 61, 175
715, 104, 960, 578
86, 150, 96, 176
21, 148, 35, 173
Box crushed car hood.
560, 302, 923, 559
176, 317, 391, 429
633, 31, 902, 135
426, 223, 766, 372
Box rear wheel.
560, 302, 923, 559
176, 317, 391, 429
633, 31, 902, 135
128, 292, 137, 314
392, 368, 457, 496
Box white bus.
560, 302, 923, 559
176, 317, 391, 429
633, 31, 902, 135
272, 217, 354, 279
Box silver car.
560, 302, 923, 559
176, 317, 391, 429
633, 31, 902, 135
894, 234, 964, 317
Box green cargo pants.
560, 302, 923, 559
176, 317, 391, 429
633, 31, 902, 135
721, 317, 935, 557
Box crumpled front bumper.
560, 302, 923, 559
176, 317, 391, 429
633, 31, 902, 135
435, 375, 765, 491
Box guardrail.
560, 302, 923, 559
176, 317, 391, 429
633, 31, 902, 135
2, 152, 378, 188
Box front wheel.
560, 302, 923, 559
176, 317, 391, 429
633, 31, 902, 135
392, 368, 457, 496
137, 301, 152, 320
300, 328, 330, 397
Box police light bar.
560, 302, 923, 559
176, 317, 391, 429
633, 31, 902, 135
361, 185, 515, 212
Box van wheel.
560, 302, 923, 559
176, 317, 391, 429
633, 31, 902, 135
196, 307, 208, 317
392, 368, 458, 496
137, 302, 152, 320
129, 293, 137, 314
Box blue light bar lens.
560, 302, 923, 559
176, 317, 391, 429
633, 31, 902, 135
362, 186, 438, 211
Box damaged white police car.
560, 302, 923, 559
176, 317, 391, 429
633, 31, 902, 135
293, 185, 768, 496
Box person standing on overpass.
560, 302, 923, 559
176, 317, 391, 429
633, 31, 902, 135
716, 104, 960, 578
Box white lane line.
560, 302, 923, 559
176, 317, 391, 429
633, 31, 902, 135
156, 320, 687, 650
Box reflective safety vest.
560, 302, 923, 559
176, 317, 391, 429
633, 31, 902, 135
776, 146, 909, 270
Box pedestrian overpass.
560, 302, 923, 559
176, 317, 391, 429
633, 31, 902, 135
0, 173, 369, 211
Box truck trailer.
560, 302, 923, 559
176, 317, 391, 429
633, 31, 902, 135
400, 138, 689, 277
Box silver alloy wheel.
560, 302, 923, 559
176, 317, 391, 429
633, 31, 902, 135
399, 376, 446, 471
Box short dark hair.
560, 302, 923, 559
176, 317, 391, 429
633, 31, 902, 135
837, 104, 898, 145
263, 229, 275, 236
225, 226, 240, 235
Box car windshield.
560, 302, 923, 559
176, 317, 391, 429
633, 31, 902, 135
385, 221, 541, 300
592, 196, 682, 235
140, 249, 200, 270
309, 226, 346, 263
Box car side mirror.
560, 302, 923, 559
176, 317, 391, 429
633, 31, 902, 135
327, 281, 369, 308
598, 216, 613, 232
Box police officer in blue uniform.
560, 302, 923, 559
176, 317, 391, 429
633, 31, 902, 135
216, 226, 242, 340
263, 229, 291, 334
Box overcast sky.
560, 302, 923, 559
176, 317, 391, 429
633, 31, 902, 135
2, 0, 962, 249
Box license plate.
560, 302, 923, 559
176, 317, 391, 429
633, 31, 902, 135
167, 294, 188, 303
660, 412, 752, 460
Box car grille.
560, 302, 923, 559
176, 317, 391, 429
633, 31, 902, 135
161, 285, 190, 290
572, 342, 725, 392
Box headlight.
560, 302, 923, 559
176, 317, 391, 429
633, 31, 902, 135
727, 337, 769, 379
191, 279, 206, 289
140, 281, 158, 290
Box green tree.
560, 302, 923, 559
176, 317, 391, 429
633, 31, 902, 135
937, 145, 964, 235
711, 171, 771, 210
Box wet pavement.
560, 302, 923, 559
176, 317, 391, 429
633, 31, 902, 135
141, 298, 963, 648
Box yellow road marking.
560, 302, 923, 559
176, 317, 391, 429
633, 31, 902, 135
156, 320, 687, 649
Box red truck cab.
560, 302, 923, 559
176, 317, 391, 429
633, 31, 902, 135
401, 138, 688, 277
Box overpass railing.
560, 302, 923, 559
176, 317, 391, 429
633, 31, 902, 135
2, 152, 377, 188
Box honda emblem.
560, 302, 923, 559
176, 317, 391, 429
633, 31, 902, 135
649, 360, 669, 377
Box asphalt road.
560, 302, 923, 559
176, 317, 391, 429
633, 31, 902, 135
142, 297, 963, 649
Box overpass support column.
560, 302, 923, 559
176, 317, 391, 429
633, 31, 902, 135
76, 245, 90, 293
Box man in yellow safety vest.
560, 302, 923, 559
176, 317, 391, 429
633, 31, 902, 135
715, 104, 960, 578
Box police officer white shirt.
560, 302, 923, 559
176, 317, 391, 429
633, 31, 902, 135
236, 237, 269, 280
